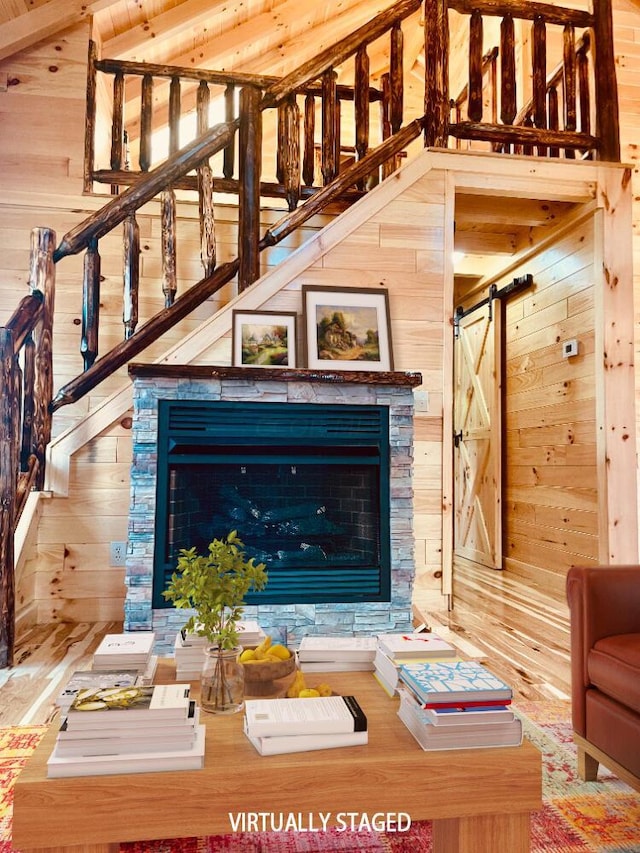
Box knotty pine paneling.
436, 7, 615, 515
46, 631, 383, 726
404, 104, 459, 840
498, 218, 598, 588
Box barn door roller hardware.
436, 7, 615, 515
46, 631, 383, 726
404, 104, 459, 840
453, 274, 533, 337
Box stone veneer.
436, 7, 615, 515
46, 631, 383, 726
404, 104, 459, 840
126, 365, 421, 654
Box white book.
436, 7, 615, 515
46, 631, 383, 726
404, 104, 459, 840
243, 718, 368, 755
57, 701, 199, 740
92, 631, 156, 670
299, 658, 375, 672
377, 632, 456, 660
53, 728, 198, 757
244, 695, 367, 738
64, 683, 191, 729
47, 724, 206, 777
424, 704, 515, 726
296, 636, 377, 662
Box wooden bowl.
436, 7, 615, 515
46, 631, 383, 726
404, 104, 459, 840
241, 648, 296, 696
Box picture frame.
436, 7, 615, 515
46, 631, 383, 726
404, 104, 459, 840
231, 310, 298, 368
302, 286, 394, 372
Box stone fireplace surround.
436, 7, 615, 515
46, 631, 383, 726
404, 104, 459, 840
126, 364, 421, 654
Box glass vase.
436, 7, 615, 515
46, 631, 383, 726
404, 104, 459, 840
200, 646, 244, 714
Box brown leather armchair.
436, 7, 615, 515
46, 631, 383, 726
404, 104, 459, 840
566, 565, 640, 792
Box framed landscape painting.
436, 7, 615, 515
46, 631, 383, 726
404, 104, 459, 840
232, 310, 297, 368
302, 286, 394, 371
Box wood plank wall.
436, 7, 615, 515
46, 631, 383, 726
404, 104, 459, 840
500, 218, 599, 598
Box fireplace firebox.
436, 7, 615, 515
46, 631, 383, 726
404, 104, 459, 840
153, 400, 390, 607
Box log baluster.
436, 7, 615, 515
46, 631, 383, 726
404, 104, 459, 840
168, 76, 181, 155
282, 94, 301, 212
161, 190, 177, 308
577, 39, 590, 148
277, 102, 286, 183
390, 22, 404, 134
123, 214, 140, 339
111, 71, 124, 171
468, 10, 483, 122
81, 237, 101, 371
197, 80, 216, 277
423, 0, 449, 147
354, 46, 370, 189
302, 93, 316, 186
548, 86, 560, 157
139, 73, 153, 171
321, 68, 338, 184
20, 335, 34, 471
83, 40, 98, 193
30, 227, 54, 490
563, 25, 577, 158
532, 16, 547, 156
381, 73, 393, 178
238, 85, 262, 291
224, 83, 235, 179
500, 13, 516, 154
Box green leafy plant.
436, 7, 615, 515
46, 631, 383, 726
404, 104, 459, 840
162, 530, 268, 650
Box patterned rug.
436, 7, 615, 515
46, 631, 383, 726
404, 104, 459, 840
1, 702, 639, 852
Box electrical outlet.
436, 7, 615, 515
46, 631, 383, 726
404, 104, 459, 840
110, 541, 127, 566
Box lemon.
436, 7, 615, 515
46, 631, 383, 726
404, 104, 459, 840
268, 644, 291, 660
239, 649, 255, 662
298, 688, 320, 698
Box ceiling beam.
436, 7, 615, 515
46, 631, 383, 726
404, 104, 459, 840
0, 0, 118, 61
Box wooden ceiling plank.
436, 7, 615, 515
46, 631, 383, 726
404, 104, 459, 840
104, 0, 232, 60
0, 0, 119, 61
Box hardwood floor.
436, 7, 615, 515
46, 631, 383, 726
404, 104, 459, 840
0, 560, 571, 727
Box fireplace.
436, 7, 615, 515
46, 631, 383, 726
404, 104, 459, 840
126, 365, 420, 653
155, 400, 391, 606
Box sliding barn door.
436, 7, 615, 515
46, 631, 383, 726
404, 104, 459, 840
453, 302, 502, 569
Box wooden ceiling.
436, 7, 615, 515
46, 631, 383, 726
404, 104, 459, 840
0, 0, 581, 285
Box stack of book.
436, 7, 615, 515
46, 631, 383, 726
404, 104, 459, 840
47, 683, 205, 777
173, 620, 267, 679
296, 636, 377, 672
374, 631, 457, 696
396, 660, 522, 750
243, 694, 368, 755
92, 632, 158, 683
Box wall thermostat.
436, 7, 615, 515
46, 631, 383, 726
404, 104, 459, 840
563, 339, 578, 358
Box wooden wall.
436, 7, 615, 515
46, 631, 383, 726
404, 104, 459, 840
501, 217, 599, 598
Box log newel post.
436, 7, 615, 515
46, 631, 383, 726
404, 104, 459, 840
123, 214, 140, 339
238, 85, 262, 292
423, 0, 449, 147
81, 237, 101, 370
592, 0, 620, 161
0, 326, 16, 669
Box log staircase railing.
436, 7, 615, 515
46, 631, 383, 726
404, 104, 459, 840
0, 0, 622, 667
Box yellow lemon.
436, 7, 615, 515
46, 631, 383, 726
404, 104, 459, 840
239, 649, 255, 662
298, 688, 320, 698
268, 644, 291, 660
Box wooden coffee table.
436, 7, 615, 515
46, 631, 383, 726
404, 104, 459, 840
12, 662, 541, 853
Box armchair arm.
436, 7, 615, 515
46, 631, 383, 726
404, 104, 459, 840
566, 565, 640, 734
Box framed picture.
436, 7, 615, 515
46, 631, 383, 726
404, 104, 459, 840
232, 310, 298, 368
302, 286, 394, 371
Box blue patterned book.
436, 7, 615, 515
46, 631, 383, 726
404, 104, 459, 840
398, 660, 513, 707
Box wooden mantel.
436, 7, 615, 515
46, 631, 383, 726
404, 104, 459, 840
127, 363, 423, 387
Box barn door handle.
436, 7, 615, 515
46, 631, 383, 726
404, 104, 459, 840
453, 430, 463, 447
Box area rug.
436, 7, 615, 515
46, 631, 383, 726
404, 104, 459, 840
1, 702, 639, 852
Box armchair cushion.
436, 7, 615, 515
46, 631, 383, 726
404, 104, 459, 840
589, 633, 640, 714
